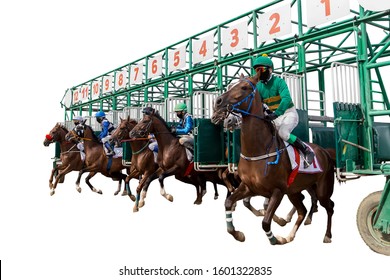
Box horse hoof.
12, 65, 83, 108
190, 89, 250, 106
50, 190, 55, 196
275, 236, 288, 245
76, 187, 82, 193
304, 218, 312, 225
193, 199, 202, 205
130, 195, 136, 202
139, 201, 145, 208
133, 207, 139, 213
234, 231, 245, 242
214, 195, 218, 200
277, 219, 287, 227
121, 191, 128, 196
166, 194, 173, 202
323, 236, 332, 243
114, 191, 119, 196
97, 190, 103, 195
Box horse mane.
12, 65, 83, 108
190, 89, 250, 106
56, 123, 69, 133
148, 108, 171, 131
83, 124, 101, 142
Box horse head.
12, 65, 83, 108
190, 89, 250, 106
44, 123, 68, 146
211, 74, 260, 125
129, 107, 156, 138
111, 116, 138, 142
223, 113, 242, 131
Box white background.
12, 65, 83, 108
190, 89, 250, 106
0, 1, 388, 280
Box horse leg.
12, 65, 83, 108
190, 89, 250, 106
262, 188, 287, 245
84, 172, 103, 194
134, 168, 162, 212
51, 165, 73, 195
225, 183, 252, 242
114, 179, 121, 196
123, 174, 136, 202
304, 186, 318, 225
75, 170, 85, 193
192, 175, 207, 205
242, 197, 288, 226
49, 167, 57, 190
213, 182, 219, 200
157, 167, 179, 202
284, 192, 307, 243
316, 173, 335, 243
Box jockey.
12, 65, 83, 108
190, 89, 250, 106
72, 115, 84, 126
147, 133, 158, 163
170, 102, 194, 157
253, 54, 314, 168
95, 111, 115, 156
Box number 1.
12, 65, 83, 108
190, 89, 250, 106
321, 0, 331, 16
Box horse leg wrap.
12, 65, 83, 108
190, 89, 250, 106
266, 230, 277, 245
226, 211, 234, 231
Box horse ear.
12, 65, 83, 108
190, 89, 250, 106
82, 119, 87, 125
240, 73, 244, 79
126, 116, 130, 122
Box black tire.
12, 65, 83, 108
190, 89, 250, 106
357, 191, 390, 256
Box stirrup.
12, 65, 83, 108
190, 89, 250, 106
303, 152, 314, 168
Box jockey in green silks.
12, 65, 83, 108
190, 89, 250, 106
253, 54, 314, 168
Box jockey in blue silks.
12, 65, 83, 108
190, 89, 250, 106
170, 102, 194, 157
95, 111, 115, 156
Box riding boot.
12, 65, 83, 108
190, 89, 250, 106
104, 142, 115, 156
182, 141, 194, 161
292, 138, 314, 168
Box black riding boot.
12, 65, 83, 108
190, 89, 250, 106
293, 138, 314, 168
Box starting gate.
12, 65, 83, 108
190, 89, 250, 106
57, 0, 390, 255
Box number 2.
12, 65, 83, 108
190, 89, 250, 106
269, 13, 281, 35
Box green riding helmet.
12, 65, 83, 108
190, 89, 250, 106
253, 54, 273, 68
174, 103, 187, 112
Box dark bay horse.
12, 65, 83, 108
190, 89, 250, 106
65, 123, 135, 200
129, 108, 224, 206
211, 74, 335, 244
224, 113, 318, 226
110, 117, 159, 211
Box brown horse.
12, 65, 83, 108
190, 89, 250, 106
65, 123, 135, 200
43, 123, 85, 195
211, 74, 335, 244
110, 117, 159, 211
129, 108, 225, 206
44, 123, 124, 196
224, 113, 318, 226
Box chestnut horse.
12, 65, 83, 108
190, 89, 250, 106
65, 123, 135, 200
44, 123, 124, 196
110, 117, 159, 211
129, 108, 226, 206
211, 74, 335, 244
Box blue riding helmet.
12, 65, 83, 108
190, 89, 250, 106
95, 111, 106, 118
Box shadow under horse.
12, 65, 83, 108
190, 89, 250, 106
65, 122, 134, 199
129, 108, 224, 206
211, 74, 336, 245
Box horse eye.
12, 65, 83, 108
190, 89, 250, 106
242, 86, 248, 91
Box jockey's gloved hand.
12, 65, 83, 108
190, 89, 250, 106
170, 126, 177, 134
265, 112, 278, 121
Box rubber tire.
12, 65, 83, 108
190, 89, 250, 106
357, 191, 390, 256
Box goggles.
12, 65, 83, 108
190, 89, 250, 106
255, 66, 268, 73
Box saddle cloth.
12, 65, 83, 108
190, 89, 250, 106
112, 147, 123, 158
285, 142, 322, 186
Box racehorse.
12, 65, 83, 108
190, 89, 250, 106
129, 108, 224, 206
211, 74, 335, 244
224, 113, 319, 226
44, 123, 84, 195
110, 116, 159, 211
44, 123, 124, 196
65, 122, 135, 200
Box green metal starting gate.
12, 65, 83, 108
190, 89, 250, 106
58, 0, 390, 255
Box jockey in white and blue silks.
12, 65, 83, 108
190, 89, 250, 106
170, 102, 194, 154
95, 111, 115, 156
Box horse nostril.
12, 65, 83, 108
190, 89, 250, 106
215, 97, 222, 106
